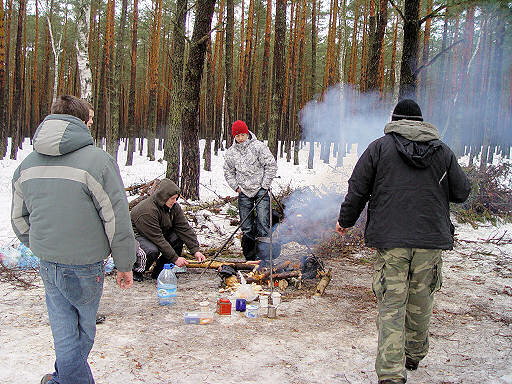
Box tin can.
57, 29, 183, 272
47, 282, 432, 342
245, 304, 259, 318
216, 297, 232, 315
267, 305, 277, 318
235, 298, 246, 312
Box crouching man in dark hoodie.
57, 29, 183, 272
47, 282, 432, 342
336, 99, 471, 384
130, 178, 206, 280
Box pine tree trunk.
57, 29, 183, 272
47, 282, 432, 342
10, 0, 26, 160
366, 0, 387, 93
146, 0, 162, 162
258, 0, 272, 138
269, 0, 286, 158
126, 0, 139, 166
0, 0, 8, 158
180, 0, 216, 200
113, 0, 128, 158
101, 0, 116, 158
398, 0, 420, 100
165, 0, 187, 183
224, 0, 234, 149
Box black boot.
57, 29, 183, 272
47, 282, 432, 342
405, 357, 419, 371
151, 257, 166, 279
133, 271, 144, 282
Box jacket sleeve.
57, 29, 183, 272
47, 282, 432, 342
132, 212, 179, 263
97, 157, 137, 272
338, 143, 378, 228
446, 151, 471, 203
258, 142, 277, 190
11, 169, 31, 247
223, 152, 239, 192
172, 204, 201, 254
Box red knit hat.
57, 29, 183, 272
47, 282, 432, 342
232, 120, 249, 137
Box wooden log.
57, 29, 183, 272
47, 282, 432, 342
246, 270, 301, 283
185, 260, 260, 270
314, 268, 332, 296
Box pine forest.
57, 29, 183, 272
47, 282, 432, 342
0, 0, 510, 199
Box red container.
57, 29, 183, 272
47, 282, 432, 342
216, 298, 232, 315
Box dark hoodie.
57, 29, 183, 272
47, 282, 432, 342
338, 120, 471, 250
131, 179, 200, 262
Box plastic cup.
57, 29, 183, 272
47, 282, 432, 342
199, 301, 209, 313
259, 295, 269, 308
271, 292, 281, 306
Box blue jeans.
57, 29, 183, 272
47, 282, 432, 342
238, 188, 271, 239
39, 260, 105, 384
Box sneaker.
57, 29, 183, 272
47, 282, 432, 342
40, 374, 53, 384
95, 314, 106, 324
405, 357, 419, 371
133, 271, 144, 282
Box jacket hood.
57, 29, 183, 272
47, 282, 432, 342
384, 120, 440, 142
385, 121, 442, 169
33, 114, 94, 156
153, 179, 181, 206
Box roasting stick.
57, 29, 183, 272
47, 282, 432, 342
269, 188, 274, 296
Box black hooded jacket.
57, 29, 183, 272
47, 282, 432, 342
338, 120, 471, 250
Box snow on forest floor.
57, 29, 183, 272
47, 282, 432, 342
0, 140, 511, 384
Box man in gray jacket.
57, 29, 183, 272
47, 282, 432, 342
11, 95, 136, 384
223, 120, 277, 260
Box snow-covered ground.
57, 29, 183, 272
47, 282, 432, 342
1, 138, 511, 384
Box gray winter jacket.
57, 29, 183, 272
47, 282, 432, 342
11, 114, 136, 272
223, 131, 277, 197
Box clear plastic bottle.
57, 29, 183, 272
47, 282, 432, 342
157, 263, 177, 306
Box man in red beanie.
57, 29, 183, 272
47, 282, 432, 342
223, 120, 277, 260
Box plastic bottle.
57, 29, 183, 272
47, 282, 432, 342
157, 263, 177, 306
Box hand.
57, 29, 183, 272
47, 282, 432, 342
116, 271, 133, 289
336, 222, 348, 235
236, 187, 241, 193
194, 251, 206, 262
174, 257, 189, 267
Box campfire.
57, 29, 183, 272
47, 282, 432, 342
126, 179, 334, 296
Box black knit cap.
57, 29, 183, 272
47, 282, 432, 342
391, 99, 423, 121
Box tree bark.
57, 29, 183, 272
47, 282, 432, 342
398, 0, 421, 100
165, 0, 187, 183
269, 0, 287, 158
366, 0, 387, 93
146, 0, 163, 162
0, 0, 8, 158
180, 0, 216, 200
10, 0, 26, 160
126, 0, 139, 166
224, 0, 234, 149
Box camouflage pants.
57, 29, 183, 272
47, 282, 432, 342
373, 248, 443, 381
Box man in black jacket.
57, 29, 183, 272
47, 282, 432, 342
336, 99, 471, 384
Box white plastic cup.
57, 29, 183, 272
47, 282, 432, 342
199, 301, 209, 313
271, 292, 281, 306
259, 295, 269, 308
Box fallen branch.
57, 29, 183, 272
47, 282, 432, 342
185, 260, 259, 270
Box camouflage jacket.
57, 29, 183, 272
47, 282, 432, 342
223, 131, 277, 198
